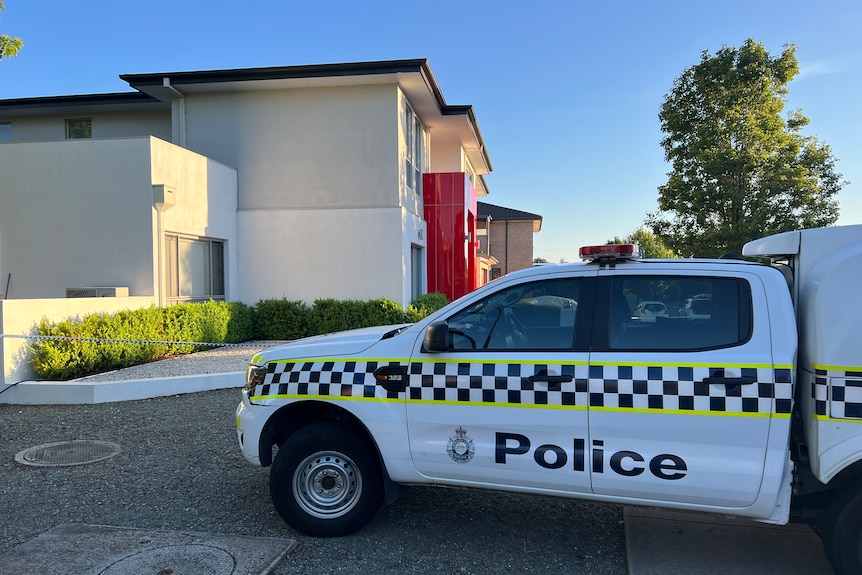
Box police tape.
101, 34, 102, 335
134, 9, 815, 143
0, 333, 274, 348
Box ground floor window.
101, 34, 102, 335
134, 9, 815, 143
411, 244, 423, 302
165, 233, 225, 303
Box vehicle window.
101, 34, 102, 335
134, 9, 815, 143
609, 276, 751, 350
446, 278, 581, 350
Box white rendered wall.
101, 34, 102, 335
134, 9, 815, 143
184, 84, 399, 209
0, 137, 238, 302
0, 110, 171, 143
237, 207, 406, 305
0, 138, 155, 298
184, 83, 416, 304
150, 138, 239, 303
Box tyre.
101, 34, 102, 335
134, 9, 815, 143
821, 484, 862, 575
269, 422, 383, 537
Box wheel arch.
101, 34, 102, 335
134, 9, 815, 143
259, 400, 401, 504
827, 459, 862, 491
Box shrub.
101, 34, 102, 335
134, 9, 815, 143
406, 292, 449, 322
362, 299, 408, 327
310, 299, 366, 335
30, 301, 255, 380
253, 299, 311, 340
29, 293, 449, 380
225, 301, 255, 343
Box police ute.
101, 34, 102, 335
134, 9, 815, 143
236, 224, 862, 575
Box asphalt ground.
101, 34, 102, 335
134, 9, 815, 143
0, 388, 628, 575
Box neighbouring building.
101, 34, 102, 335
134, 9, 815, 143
0, 59, 493, 307
477, 201, 543, 280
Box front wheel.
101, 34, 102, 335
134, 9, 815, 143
821, 484, 862, 574
270, 422, 383, 537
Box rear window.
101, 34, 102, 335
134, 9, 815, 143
608, 276, 752, 351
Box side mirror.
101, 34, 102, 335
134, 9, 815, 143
423, 321, 451, 353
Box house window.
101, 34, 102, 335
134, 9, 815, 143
164, 234, 226, 303
0, 123, 10, 142
65, 118, 92, 139
411, 244, 424, 302
404, 101, 424, 195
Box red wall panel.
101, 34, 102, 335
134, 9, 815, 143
423, 172, 478, 302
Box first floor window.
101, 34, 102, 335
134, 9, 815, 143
65, 118, 92, 139
404, 100, 424, 195
0, 123, 11, 142
165, 234, 226, 303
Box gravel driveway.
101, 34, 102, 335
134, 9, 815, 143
1, 349, 628, 574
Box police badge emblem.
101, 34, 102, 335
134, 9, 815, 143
446, 426, 475, 463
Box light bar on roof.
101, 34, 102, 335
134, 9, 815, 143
579, 243, 640, 262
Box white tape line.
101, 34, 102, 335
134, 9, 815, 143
0, 334, 272, 348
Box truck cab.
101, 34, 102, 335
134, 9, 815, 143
237, 226, 862, 575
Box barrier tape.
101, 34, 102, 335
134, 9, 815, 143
0, 333, 275, 348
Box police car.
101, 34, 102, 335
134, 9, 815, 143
237, 228, 862, 575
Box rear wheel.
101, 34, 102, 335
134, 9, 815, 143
821, 484, 862, 574
270, 422, 383, 537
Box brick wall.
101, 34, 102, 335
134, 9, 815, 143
488, 220, 535, 275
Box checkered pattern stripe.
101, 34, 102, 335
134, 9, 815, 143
589, 365, 791, 414
254, 360, 403, 400
813, 367, 862, 419
252, 359, 793, 415
406, 361, 589, 406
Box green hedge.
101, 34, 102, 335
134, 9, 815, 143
30, 294, 449, 380
31, 301, 255, 380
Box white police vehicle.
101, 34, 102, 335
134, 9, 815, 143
237, 225, 862, 575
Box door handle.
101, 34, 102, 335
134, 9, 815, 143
703, 376, 755, 386
528, 373, 573, 390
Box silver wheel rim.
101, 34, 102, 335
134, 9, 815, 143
293, 450, 362, 519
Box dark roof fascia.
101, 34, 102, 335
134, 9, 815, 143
0, 91, 161, 112
120, 58, 492, 173
443, 103, 492, 172
120, 58, 432, 88
477, 201, 543, 222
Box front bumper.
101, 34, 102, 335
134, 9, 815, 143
235, 391, 270, 467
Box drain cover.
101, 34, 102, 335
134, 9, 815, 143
14, 440, 121, 467
99, 544, 236, 575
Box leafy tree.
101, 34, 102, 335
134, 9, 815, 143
648, 39, 845, 257
0, 1, 23, 60
607, 228, 677, 258
533, 257, 549, 264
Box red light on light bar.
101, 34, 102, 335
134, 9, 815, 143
579, 244, 639, 261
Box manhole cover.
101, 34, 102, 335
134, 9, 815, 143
14, 440, 121, 467
99, 544, 236, 575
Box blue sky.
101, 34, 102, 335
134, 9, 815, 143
1, 0, 859, 262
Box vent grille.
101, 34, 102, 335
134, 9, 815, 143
66, 287, 129, 298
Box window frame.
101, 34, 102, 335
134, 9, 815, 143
65, 118, 92, 139
410, 244, 424, 303
403, 100, 424, 195
164, 233, 226, 304
591, 274, 753, 353
442, 276, 595, 352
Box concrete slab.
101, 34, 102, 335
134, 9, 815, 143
624, 506, 833, 575
0, 371, 243, 404
0, 523, 295, 575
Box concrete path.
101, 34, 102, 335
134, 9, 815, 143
625, 506, 833, 574
0, 524, 294, 575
